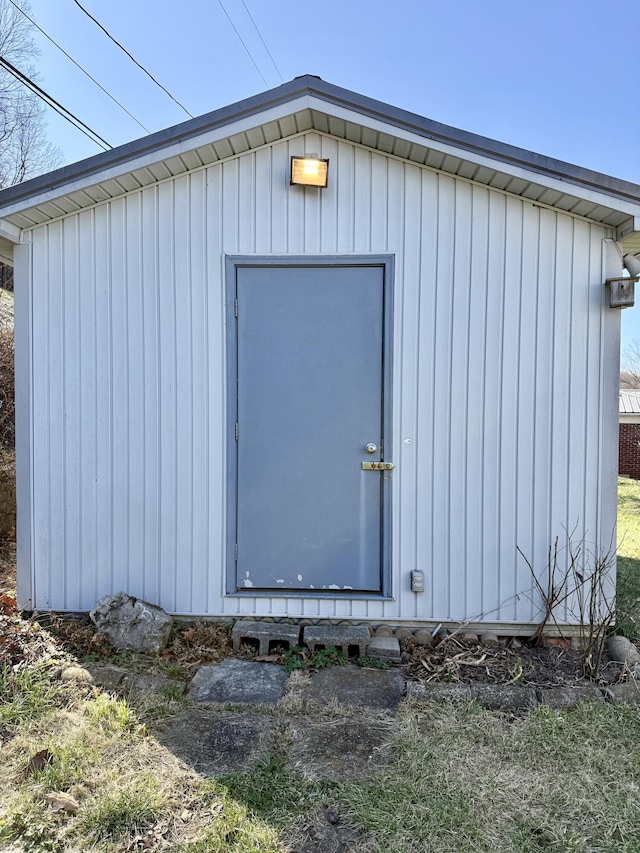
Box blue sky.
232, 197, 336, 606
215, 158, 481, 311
22, 0, 640, 352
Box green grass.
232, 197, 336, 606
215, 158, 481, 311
617, 477, 640, 637
0, 662, 64, 727
340, 700, 640, 853
80, 775, 166, 842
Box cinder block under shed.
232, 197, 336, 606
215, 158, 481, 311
302, 625, 370, 657
366, 636, 402, 663
231, 619, 300, 654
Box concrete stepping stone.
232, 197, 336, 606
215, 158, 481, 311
405, 681, 472, 702
285, 718, 393, 781
298, 665, 405, 712
469, 684, 537, 711
604, 682, 640, 705
160, 709, 275, 775
537, 685, 604, 708
189, 658, 289, 705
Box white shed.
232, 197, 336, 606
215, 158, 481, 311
1, 75, 638, 633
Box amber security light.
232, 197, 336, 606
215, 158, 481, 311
290, 156, 329, 188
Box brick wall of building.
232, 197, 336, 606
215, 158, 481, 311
619, 422, 640, 479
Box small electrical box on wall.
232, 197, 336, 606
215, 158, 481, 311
605, 277, 637, 308
411, 570, 425, 593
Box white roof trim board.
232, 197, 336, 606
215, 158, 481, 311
1, 75, 640, 250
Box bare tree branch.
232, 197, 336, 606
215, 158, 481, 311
0, 0, 62, 191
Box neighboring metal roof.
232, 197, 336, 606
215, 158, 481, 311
1, 75, 640, 243
620, 389, 640, 415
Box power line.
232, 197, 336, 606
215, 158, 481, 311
7, 0, 151, 134
239, 0, 283, 83
72, 0, 194, 118
216, 0, 269, 87
0, 54, 112, 150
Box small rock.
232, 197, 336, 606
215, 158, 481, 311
460, 631, 479, 644
46, 792, 80, 813
89, 591, 173, 654
394, 627, 414, 641
374, 625, 394, 638
61, 666, 94, 684
480, 632, 500, 648
413, 630, 433, 647
606, 636, 640, 667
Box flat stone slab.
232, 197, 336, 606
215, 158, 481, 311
538, 685, 604, 708
160, 709, 275, 775
189, 659, 289, 705
470, 684, 537, 711
405, 681, 472, 702
122, 672, 186, 695
298, 665, 404, 712
285, 718, 393, 781
604, 682, 640, 705
232, 619, 300, 654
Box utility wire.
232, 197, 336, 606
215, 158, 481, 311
0, 55, 112, 150
7, 0, 151, 134
239, 0, 283, 83
72, 0, 194, 118
216, 0, 269, 87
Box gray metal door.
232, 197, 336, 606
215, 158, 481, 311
231, 263, 390, 593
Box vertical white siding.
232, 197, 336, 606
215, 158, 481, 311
23, 134, 616, 627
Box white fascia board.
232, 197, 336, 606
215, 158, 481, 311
307, 95, 640, 220
0, 219, 20, 264
0, 95, 314, 221
617, 216, 640, 254
0, 218, 20, 243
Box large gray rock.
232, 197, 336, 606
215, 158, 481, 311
89, 591, 173, 653
606, 635, 640, 667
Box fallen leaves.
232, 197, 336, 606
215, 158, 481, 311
117, 823, 170, 851
27, 748, 53, 773
46, 791, 79, 813
0, 592, 16, 615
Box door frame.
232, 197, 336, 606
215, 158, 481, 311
224, 254, 394, 598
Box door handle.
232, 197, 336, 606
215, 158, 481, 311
361, 461, 395, 470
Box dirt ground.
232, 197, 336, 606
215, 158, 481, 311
0, 539, 15, 596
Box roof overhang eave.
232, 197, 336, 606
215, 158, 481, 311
1, 76, 640, 231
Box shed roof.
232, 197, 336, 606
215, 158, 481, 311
620, 389, 640, 416
2, 75, 640, 262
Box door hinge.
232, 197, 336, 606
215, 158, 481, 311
235, 422, 239, 440
234, 298, 238, 318
234, 543, 238, 562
